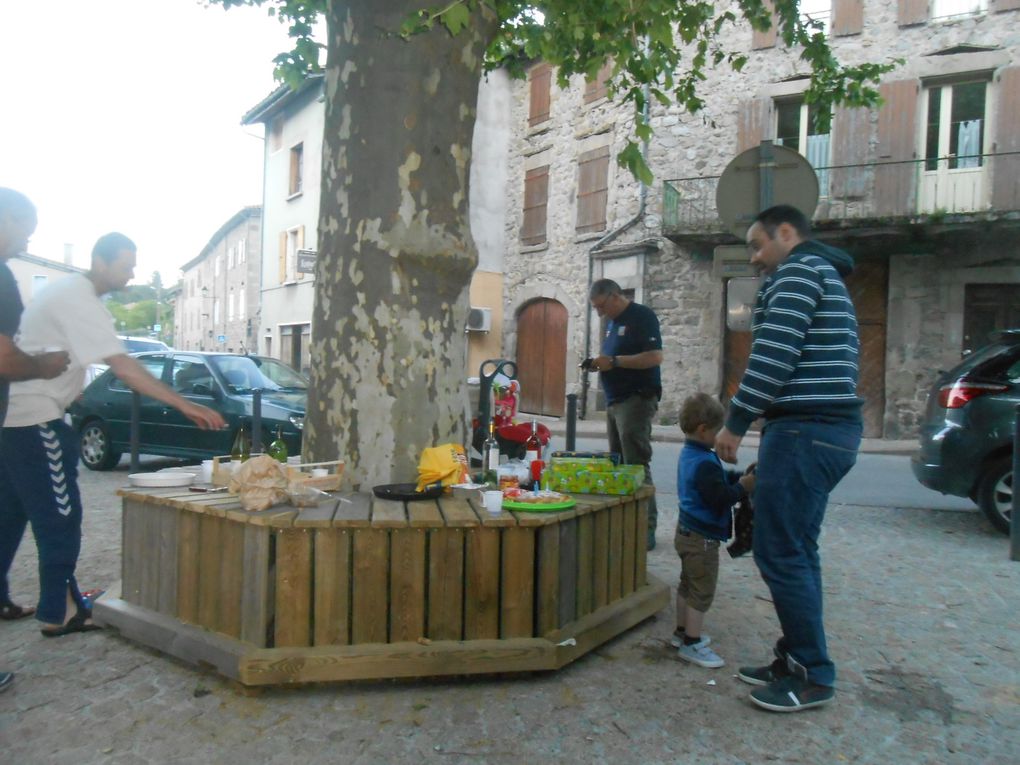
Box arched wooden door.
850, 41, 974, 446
516, 298, 567, 416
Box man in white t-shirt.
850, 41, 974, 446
0, 232, 225, 637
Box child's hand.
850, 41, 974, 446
744, 462, 757, 476
739, 473, 756, 494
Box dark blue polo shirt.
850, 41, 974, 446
0, 260, 24, 425
599, 300, 662, 405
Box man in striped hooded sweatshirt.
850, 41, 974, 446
716, 204, 863, 713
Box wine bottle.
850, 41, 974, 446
525, 419, 541, 465
268, 425, 288, 463
231, 421, 251, 463
482, 418, 500, 487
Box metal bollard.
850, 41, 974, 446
565, 393, 578, 452
1011, 404, 1019, 562
251, 389, 263, 453
130, 392, 140, 472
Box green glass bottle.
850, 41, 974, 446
268, 425, 288, 463
230, 421, 251, 463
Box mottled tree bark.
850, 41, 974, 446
307, 1, 497, 488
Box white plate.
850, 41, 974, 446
129, 472, 195, 488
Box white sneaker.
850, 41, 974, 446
677, 641, 725, 668
670, 631, 711, 649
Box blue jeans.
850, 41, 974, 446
752, 418, 861, 687
0, 420, 86, 624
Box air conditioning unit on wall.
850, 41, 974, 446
466, 306, 492, 333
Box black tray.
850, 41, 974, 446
372, 482, 443, 501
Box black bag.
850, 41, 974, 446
727, 493, 754, 558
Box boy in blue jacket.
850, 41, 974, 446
672, 393, 755, 668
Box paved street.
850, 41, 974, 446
1, 455, 1018, 764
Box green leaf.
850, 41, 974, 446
441, 3, 471, 36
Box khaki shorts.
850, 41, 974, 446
674, 528, 720, 612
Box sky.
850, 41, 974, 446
0, 0, 306, 286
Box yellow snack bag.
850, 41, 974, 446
416, 443, 470, 492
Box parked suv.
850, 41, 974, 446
911, 330, 1019, 534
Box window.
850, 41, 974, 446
171, 359, 213, 395
932, 0, 987, 20
111, 356, 166, 391
213, 298, 221, 325
238, 289, 246, 320
521, 165, 549, 246
237, 239, 246, 264
289, 143, 304, 196
529, 63, 551, 126
775, 98, 831, 194
228, 291, 235, 321
280, 323, 311, 374
924, 81, 986, 171
214, 256, 221, 277
576, 146, 610, 234
799, 0, 831, 33
227, 245, 234, 269
584, 62, 612, 104
279, 226, 304, 283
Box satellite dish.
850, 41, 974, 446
716, 143, 820, 239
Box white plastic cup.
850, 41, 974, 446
200, 460, 213, 484
286, 456, 302, 466
311, 468, 329, 478
483, 490, 503, 514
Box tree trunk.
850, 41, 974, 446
307, 0, 497, 489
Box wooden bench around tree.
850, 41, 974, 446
94, 485, 669, 686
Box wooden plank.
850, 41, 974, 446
635, 495, 649, 588
371, 497, 408, 528
621, 499, 636, 597
467, 496, 517, 527
536, 524, 560, 636
608, 505, 624, 603
331, 492, 373, 527
576, 513, 594, 618
245, 505, 298, 527
121, 499, 144, 605
176, 510, 201, 623
463, 528, 500, 639
558, 518, 578, 628
427, 529, 464, 641
240, 524, 270, 646
293, 499, 338, 528
218, 519, 245, 638
155, 506, 179, 616
437, 496, 480, 528
592, 506, 610, 609
389, 528, 426, 642
197, 514, 222, 631
351, 529, 389, 644
138, 502, 162, 608
500, 527, 535, 638
240, 637, 556, 686
407, 500, 444, 528
274, 528, 313, 647
313, 529, 351, 646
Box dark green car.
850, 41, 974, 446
911, 330, 1019, 534
69, 351, 306, 470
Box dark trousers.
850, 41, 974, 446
752, 418, 861, 686
606, 393, 658, 532
0, 420, 86, 624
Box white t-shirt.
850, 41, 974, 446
5, 273, 126, 427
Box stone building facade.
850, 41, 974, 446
501, 0, 1020, 437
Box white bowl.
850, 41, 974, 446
129, 472, 195, 488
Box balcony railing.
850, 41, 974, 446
662, 151, 1020, 236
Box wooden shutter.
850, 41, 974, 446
278, 231, 287, 284
991, 0, 1020, 11
832, 0, 864, 35
576, 146, 610, 234
875, 79, 919, 215
737, 98, 770, 153
522, 165, 549, 245
897, 0, 928, 26
528, 63, 551, 126
751, 1, 777, 50
992, 66, 1020, 210
584, 62, 612, 104
830, 105, 871, 199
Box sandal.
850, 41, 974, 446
40, 608, 102, 638
0, 601, 36, 620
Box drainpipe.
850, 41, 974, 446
579, 82, 651, 420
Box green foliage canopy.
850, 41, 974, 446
207, 0, 897, 182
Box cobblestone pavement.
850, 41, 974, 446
1, 459, 1018, 765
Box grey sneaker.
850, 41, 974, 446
677, 641, 725, 668
669, 630, 711, 649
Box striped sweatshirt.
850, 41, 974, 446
724, 240, 863, 437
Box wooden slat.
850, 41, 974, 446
371, 497, 408, 528
438, 496, 480, 528
275, 528, 313, 647
351, 529, 389, 644
500, 527, 535, 638
407, 500, 444, 528
592, 506, 610, 609
332, 492, 373, 527
293, 499, 338, 528
875, 79, 919, 215
427, 529, 464, 641
557, 518, 578, 628
576, 513, 594, 618
139, 503, 162, 610
897, 0, 928, 25
621, 500, 637, 597
536, 524, 560, 636
314, 529, 351, 646
218, 519, 245, 638
197, 515, 222, 630
831, 0, 863, 36
635, 496, 649, 589
389, 529, 426, 642
608, 505, 624, 603
463, 528, 500, 639
176, 511, 201, 623
737, 97, 770, 154
468, 495, 517, 527
240, 525, 270, 646
155, 506, 179, 615
121, 500, 143, 605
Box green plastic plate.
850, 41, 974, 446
502, 497, 576, 512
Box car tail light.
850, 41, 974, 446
937, 381, 1008, 409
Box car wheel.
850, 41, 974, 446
79, 420, 122, 471
976, 455, 1013, 535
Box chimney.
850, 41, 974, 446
63, 243, 73, 266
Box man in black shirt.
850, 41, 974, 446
0, 188, 70, 692
588, 278, 663, 550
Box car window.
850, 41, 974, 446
172, 359, 215, 395
212, 356, 306, 392
110, 356, 166, 391
120, 337, 170, 353
969, 343, 1020, 382
1005, 358, 1020, 384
